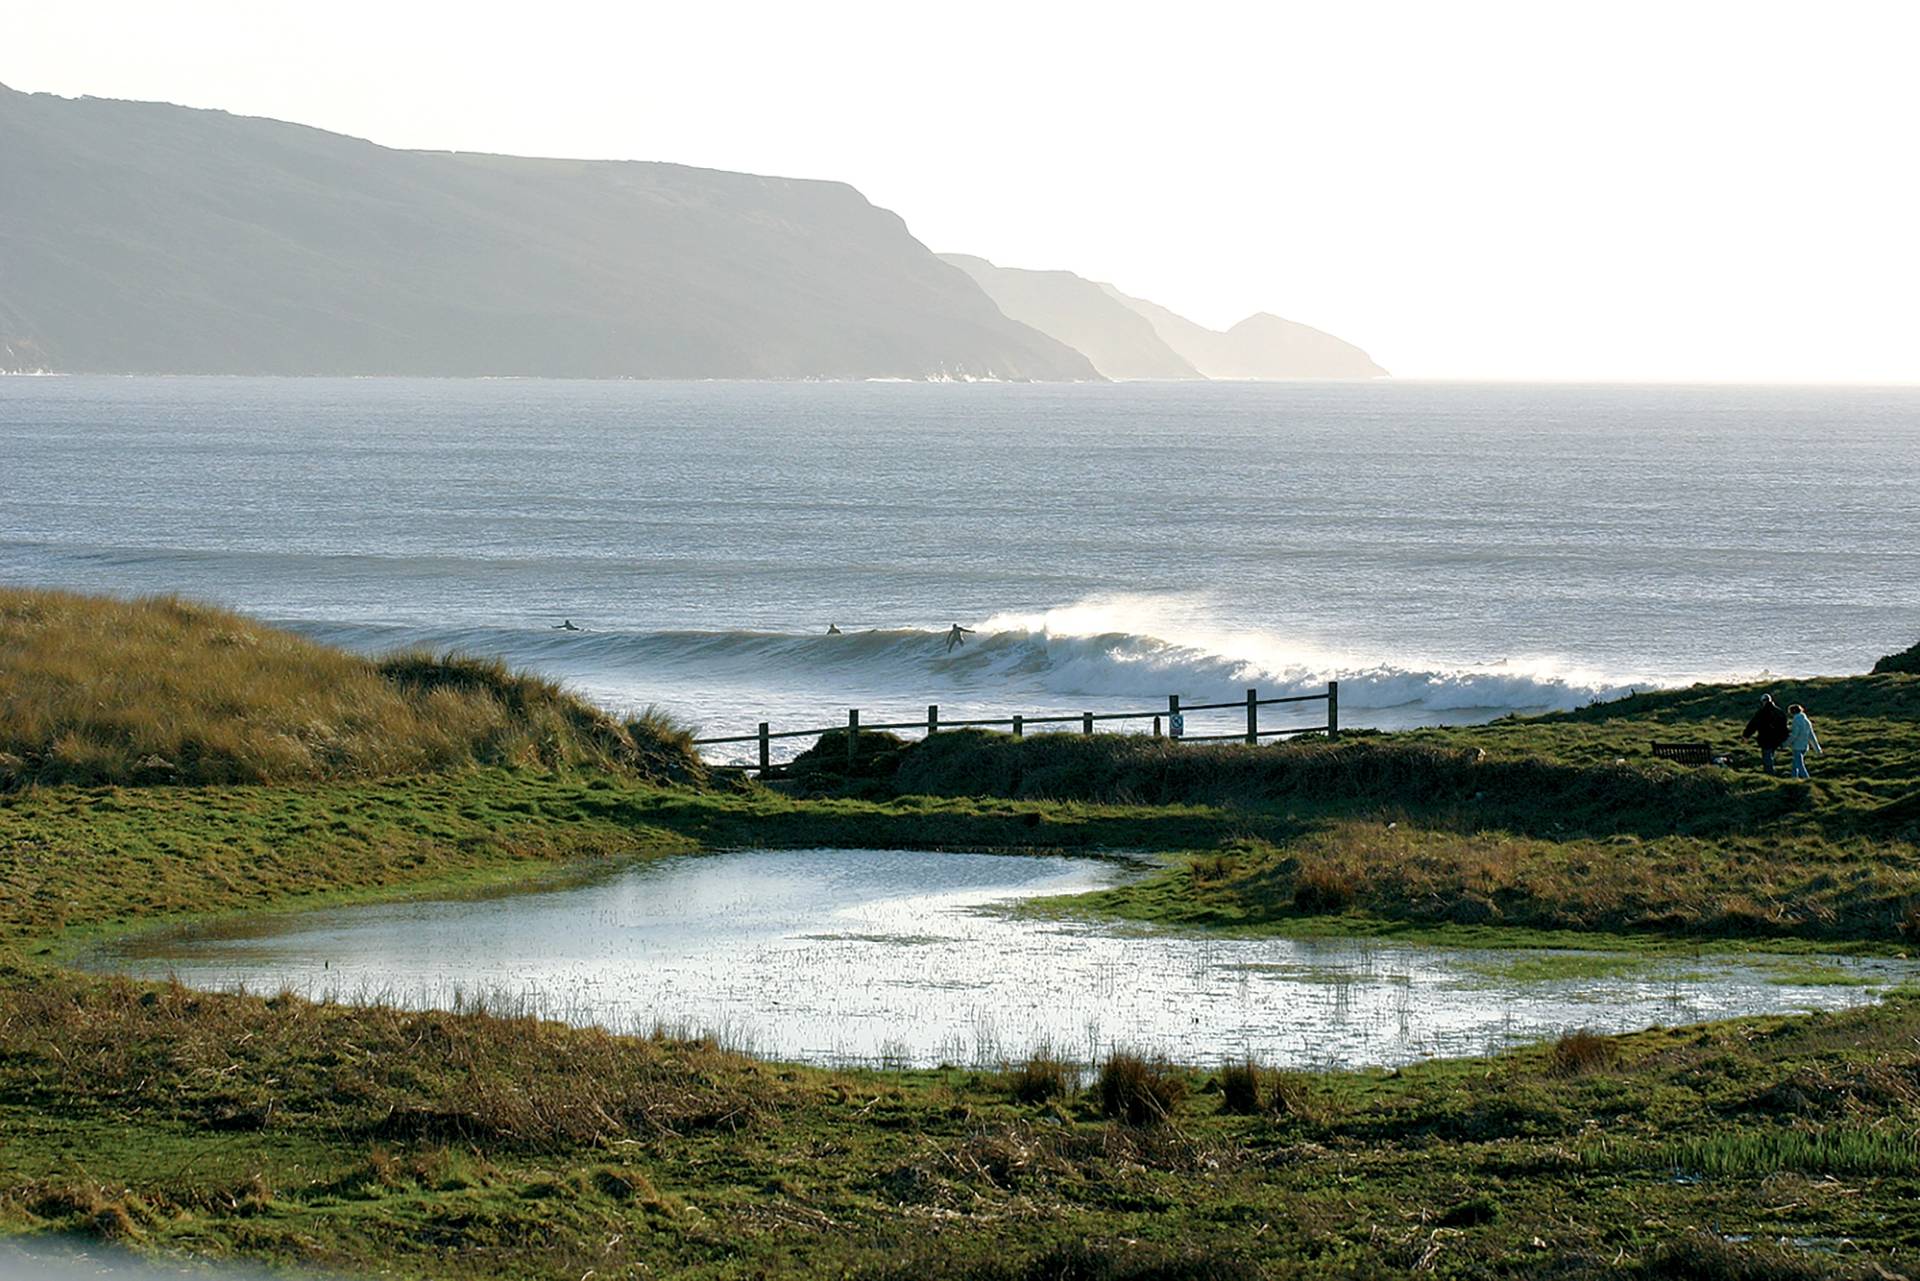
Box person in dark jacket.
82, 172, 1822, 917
1741, 693, 1789, 774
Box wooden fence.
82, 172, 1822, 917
691, 682, 1338, 776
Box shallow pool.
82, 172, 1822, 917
89, 849, 1913, 1069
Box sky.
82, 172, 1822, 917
7, 0, 1919, 381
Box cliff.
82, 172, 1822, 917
1101, 285, 1387, 379
939, 255, 1199, 380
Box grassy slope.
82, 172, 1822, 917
1031, 675, 1920, 946
0, 588, 703, 786
6, 598, 1920, 1277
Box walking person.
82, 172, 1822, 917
1741, 693, 1789, 774
1785, 703, 1822, 780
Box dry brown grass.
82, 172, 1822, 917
1219, 1059, 1262, 1115
0, 588, 703, 787
1547, 1029, 1621, 1077
1096, 1051, 1187, 1126
1152, 822, 1920, 943
1006, 1048, 1075, 1104
0, 971, 769, 1151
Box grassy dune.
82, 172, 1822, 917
0, 588, 703, 786
5, 593, 1920, 1277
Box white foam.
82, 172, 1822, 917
286, 595, 1678, 727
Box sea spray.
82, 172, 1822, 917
283, 611, 1659, 732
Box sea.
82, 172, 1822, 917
3, 377, 1916, 754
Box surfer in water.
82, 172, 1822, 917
827, 623, 842, 634
553, 619, 581, 632
944, 623, 974, 653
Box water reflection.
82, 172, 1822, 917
92, 850, 1911, 1069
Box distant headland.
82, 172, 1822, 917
0, 83, 1383, 382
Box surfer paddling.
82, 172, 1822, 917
944, 623, 974, 653
552, 619, 581, 631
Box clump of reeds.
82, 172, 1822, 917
1547, 1028, 1620, 1077
1096, 1051, 1187, 1126
1291, 860, 1361, 911
1188, 851, 1239, 885
1656, 1127, 1920, 1179
1215, 1059, 1315, 1119
1006, 1047, 1075, 1104
1219, 1059, 1262, 1115
0, 588, 706, 788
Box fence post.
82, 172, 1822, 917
1153, 716, 1161, 738
1246, 688, 1258, 745
928, 704, 939, 736
1012, 714, 1023, 739
1327, 681, 1339, 741
847, 708, 860, 768
758, 721, 770, 775
1168, 694, 1181, 741
1082, 711, 1094, 736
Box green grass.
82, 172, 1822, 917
5, 595, 1920, 1277
0, 771, 1260, 960
1594, 1127, 1920, 1178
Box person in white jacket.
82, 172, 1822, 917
1785, 704, 1822, 780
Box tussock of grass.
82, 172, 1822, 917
788, 727, 913, 790
1547, 1029, 1620, 1077
1095, 1051, 1187, 1126
1218, 1060, 1262, 1115
1005, 1048, 1074, 1105
1211, 1059, 1314, 1120
0, 589, 704, 787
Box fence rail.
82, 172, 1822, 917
690, 682, 1339, 776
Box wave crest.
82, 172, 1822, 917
285, 617, 1644, 719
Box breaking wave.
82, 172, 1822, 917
286, 614, 1652, 724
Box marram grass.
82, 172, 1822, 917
0, 587, 701, 787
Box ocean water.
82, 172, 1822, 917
2, 377, 1916, 747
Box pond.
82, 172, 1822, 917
88, 850, 1913, 1070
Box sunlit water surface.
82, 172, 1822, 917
5, 378, 1917, 748
90, 850, 1912, 1069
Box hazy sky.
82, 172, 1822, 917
8, 1, 1918, 381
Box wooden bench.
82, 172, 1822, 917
1651, 741, 1714, 765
